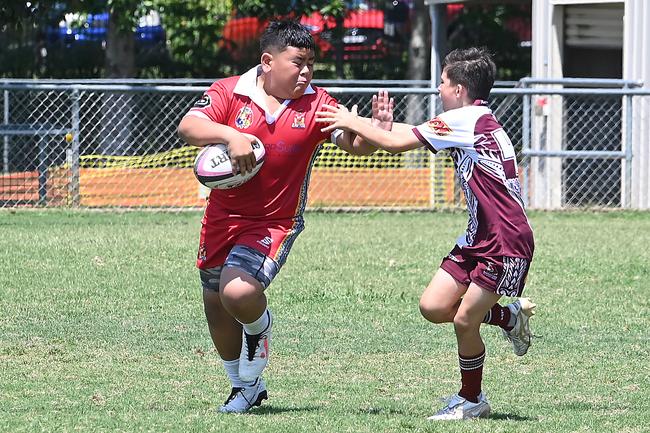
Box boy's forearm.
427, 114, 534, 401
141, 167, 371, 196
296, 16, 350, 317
390, 122, 417, 133
347, 117, 417, 154
335, 130, 377, 156
177, 116, 239, 147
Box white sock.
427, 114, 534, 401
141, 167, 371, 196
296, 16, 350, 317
241, 309, 272, 336
222, 359, 254, 388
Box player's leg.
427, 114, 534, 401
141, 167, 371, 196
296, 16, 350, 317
201, 267, 267, 413
223, 219, 303, 384
219, 245, 277, 384
197, 220, 271, 413
420, 246, 471, 323
419, 268, 467, 324
219, 265, 268, 323
201, 268, 242, 359
423, 250, 533, 336
217, 263, 270, 413
428, 282, 498, 421
492, 257, 536, 355
419, 269, 522, 329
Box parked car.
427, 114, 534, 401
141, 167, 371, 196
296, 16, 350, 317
221, 2, 411, 63
45, 11, 164, 46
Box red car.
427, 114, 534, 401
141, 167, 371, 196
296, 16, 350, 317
301, 7, 387, 60
221, 4, 399, 63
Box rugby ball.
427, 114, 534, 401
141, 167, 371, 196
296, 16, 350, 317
193, 134, 265, 189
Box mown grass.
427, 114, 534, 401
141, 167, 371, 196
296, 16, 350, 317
0, 210, 648, 433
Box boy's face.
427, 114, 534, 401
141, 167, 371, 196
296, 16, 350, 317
438, 69, 463, 111
262, 46, 315, 99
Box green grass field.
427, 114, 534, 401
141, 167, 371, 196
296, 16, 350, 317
1, 210, 648, 433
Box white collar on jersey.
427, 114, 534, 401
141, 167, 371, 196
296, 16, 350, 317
233, 66, 315, 124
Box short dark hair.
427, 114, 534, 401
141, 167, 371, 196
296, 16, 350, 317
260, 20, 315, 54
443, 47, 496, 100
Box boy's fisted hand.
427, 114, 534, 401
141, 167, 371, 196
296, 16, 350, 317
227, 134, 256, 175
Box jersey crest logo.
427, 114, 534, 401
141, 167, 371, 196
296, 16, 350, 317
427, 117, 452, 136
235, 106, 253, 129
193, 94, 211, 108
292, 112, 306, 129
482, 262, 498, 281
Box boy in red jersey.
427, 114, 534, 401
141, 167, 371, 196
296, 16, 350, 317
316, 47, 536, 420
178, 20, 387, 413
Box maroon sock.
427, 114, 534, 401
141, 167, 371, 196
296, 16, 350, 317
483, 304, 513, 331
458, 349, 485, 403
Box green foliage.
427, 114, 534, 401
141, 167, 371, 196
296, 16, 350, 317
0, 1, 533, 80
107, 0, 142, 31
236, 1, 345, 19
447, 5, 531, 80
152, 0, 233, 77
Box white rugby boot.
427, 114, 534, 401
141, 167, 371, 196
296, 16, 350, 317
502, 297, 536, 356
239, 316, 272, 382
218, 378, 268, 413
427, 393, 491, 420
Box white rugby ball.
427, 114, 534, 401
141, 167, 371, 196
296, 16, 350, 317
193, 134, 265, 189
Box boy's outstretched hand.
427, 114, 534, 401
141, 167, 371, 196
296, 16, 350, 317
315, 104, 357, 133
372, 90, 394, 131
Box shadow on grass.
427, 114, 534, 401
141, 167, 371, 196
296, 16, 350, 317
253, 405, 408, 416
252, 404, 321, 415
489, 412, 535, 421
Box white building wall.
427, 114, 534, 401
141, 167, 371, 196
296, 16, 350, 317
624, 0, 650, 208
532, 0, 650, 208
530, 1, 564, 208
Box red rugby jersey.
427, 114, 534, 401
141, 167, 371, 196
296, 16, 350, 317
185, 67, 337, 220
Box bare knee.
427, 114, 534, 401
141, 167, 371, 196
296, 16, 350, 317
218, 267, 266, 322
419, 297, 454, 324
221, 280, 263, 310
453, 313, 480, 336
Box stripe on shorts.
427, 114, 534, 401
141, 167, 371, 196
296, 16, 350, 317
496, 257, 529, 297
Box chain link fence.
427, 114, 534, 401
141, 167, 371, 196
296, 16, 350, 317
1, 79, 648, 210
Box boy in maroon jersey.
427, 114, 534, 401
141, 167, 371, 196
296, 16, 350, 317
317, 47, 536, 420
178, 20, 388, 413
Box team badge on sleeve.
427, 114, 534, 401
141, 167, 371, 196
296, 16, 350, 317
428, 117, 452, 136
194, 94, 211, 108
235, 106, 253, 129
291, 112, 306, 129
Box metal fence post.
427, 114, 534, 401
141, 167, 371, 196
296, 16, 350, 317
624, 85, 633, 208
37, 135, 47, 206
521, 82, 531, 207
69, 89, 81, 207
3, 90, 8, 174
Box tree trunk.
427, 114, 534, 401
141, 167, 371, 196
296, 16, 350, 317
405, 0, 431, 125
404, 0, 432, 168
101, 11, 135, 155
106, 11, 135, 78
334, 15, 345, 79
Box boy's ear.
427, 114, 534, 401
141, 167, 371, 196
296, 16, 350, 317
456, 83, 468, 100
261, 52, 273, 73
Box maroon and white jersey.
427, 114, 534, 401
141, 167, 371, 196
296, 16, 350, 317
413, 101, 534, 259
